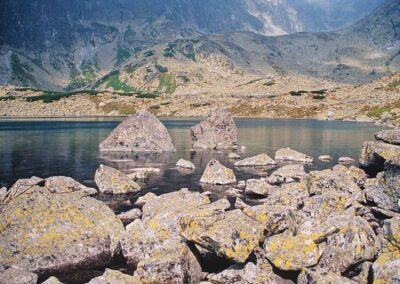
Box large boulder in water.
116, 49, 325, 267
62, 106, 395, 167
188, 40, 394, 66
191, 108, 238, 149
375, 129, 400, 145
200, 159, 236, 185
360, 141, 400, 173
0, 184, 124, 275
99, 109, 175, 153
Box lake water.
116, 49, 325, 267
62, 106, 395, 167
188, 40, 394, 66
0, 118, 383, 202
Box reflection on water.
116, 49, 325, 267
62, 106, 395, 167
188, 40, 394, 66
0, 118, 384, 194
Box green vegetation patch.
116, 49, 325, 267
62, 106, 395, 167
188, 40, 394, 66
366, 106, 392, 118
311, 89, 327, 95
158, 73, 176, 94
144, 50, 155, 57
388, 79, 400, 91
0, 96, 16, 101
65, 60, 98, 91
155, 64, 168, 73
25, 90, 99, 103
312, 94, 326, 100
136, 92, 159, 99
115, 45, 131, 66
105, 72, 135, 93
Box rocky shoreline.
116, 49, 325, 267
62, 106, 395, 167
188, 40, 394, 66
1, 109, 400, 284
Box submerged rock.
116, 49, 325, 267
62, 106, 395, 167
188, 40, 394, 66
45, 176, 97, 195
0, 268, 38, 284
200, 159, 236, 185
179, 209, 262, 263
0, 185, 124, 275
87, 269, 142, 284
359, 141, 400, 173
128, 167, 160, 180
228, 152, 241, 159
375, 129, 400, 145
275, 148, 313, 163
99, 109, 176, 152
234, 153, 276, 167
95, 164, 141, 194
268, 164, 305, 184
176, 158, 195, 169
191, 108, 238, 149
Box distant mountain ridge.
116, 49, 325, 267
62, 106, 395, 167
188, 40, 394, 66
0, 0, 397, 91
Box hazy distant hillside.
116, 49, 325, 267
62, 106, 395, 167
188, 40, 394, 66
0, 0, 396, 91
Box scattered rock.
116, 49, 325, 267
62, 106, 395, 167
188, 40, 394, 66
0, 185, 124, 275
117, 208, 142, 223
191, 108, 238, 149
179, 209, 262, 263
128, 167, 160, 180
133, 192, 157, 207
176, 158, 195, 169
375, 129, 400, 145
228, 152, 241, 159
275, 148, 313, 163
245, 178, 276, 196
263, 232, 321, 271
45, 176, 97, 195
234, 153, 276, 167
359, 141, 400, 173
95, 164, 141, 194
298, 269, 356, 284
268, 164, 306, 184
0, 268, 38, 284
319, 155, 332, 161
200, 159, 236, 185
99, 109, 176, 152
338, 156, 355, 163
87, 269, 142, 284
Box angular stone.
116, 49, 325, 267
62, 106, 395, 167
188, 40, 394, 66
128, 167, 160, 180
339, 156, 355, 163
234, 153, 276, 167
117, 208, 142, 223
179, 209, 262, 263
0, 268, 38, 284
41, 276, 63, 284
359, 141, 400, 172
317, 216, 381, 273
364, 183, 399, 212
375, 129, 400, 145
245, 178, 276, 196
298, 269, 356, 284
200, 159, 236, 185
191, 108, 237, 149
176, 158, 195, 169
263, 232, 321, 271
99, 109, 176, 152
95, 164, 141, 194
45, 176, 97, 195
0, 186, 124, 275
383, 217, 400, 249
87, 269, 142, 284
2, 176, 44, 205
268, 164, 306, 184
228, 152, 241, 159
133, 192, 157, 207
275, 148, 313, 163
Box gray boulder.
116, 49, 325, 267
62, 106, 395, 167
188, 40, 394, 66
87, 269, 142, 284
360, 141, 400, 172
375, 129, 400, 145
99, 109, 175, 152
176, 158, 195, 169
200, 160, 236, 185
234, 153, 276, 167
95, 164, 141, 194
191, 108, 237, 149
45, 176, 97, 195
0, 268, 38, 284
275, 148, 313, 163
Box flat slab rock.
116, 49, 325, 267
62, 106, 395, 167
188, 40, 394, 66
99, 109, 176, 153
95, 164, 141, 194
375, 129, 400, 145
275, 148, 313, 163
191, 108, 238, 149
234, 153, 276, 167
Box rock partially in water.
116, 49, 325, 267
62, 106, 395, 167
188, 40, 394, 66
0, 185, 124, 275
133, 192, 157, 207
268, 164, 305, 184
179, 209, 262, 263
99, 109, 176, 153
176, 158, 195, 169
319, 155, 332, 161
95, 164, 141, 194
117, 208, 142, 223
228, 152, 241, 159
275, 148, 313, 163
359, 141, 400, 173
375, 129, 400, 145
338, 156, 355, 164
191, 108, 238, 149
45, 176, 97, 196
87, 269, 142, 284
200, 159, 236, 185
0, 268, 38, 284
298, 269, 356, 284
234, 153, 276, 167
127, 167, 161, 180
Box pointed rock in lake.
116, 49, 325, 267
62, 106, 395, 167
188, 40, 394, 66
234, 153, 276, 167
191, 108, 238, 149
99, 109, 176, 152
176, 158, 195, 169
200, 159, 236, 185
95, 164, 141, 194
275, 148, 313, 163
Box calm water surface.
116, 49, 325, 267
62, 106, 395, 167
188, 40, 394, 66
0, 118, 384, 197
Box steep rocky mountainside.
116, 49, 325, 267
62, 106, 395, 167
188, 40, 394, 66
0, 0, 396, 91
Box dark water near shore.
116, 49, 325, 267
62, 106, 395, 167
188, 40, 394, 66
0, 118, 384, 198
